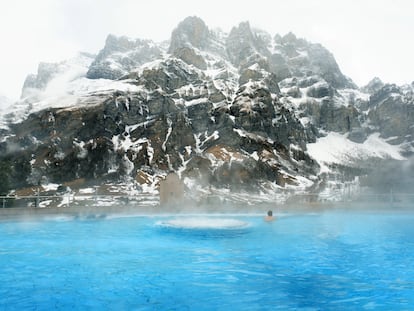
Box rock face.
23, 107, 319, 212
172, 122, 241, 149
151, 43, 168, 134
169, 16, 210, 52
87, 35, 163, 80
226, 22, 270, 68
272, 32, 356, 89
365, 83, 414, 146
361, 77, 385, 94
0, 16, 412, 200
168, 17, 211, 70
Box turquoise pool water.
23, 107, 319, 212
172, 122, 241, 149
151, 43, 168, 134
1, 210, 414, 310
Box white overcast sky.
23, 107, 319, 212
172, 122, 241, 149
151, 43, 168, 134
0, 0, 413, 100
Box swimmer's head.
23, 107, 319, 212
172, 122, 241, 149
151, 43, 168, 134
267, 210, 273, 216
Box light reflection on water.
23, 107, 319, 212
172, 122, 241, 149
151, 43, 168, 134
0, 210, 414, 310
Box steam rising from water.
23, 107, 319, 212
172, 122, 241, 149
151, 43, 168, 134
157, 217, 249, 230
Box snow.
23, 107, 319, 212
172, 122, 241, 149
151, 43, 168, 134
337, 88, 370, 103
6, 78, 142, 126
299, 116, 312, 126
42, 183, 60, 191
194, 131, 219, 152
251, 151, 259, 161
285, 174, 314, 190
177, 152, 191, 179
131, 58, 166, 76
241, 80, 265, 94
147, 141, 154, 164
123, 118, 157, 134
279, 86, 321, 110
233, 128, 246, 138
194, 133, 202, 153
247, 63, 261, 71
39, 200, 53, 208
201, 131, 219, 148
307, 132, 405, 173
68, 77, 142, 95
58, 193, 73, 207
73, 140, 88, 159
204, 67, 225, 79
54, 151, 65, 160
185, 98, 208, 107
234, 128, 274, 145
113, 135, 149, 154
280, 79, 371, 115
79, 188, 96, 194
3, 50, 144, 126
364, 133, 405, 159
113, 132, 155, 166
122, 154, 134, 175
199, 50, 239, 100
140, 177, 160, 195
162, 118, 173, 152
185, 146, 192, 156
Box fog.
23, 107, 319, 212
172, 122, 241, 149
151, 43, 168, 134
360, 156, 414, 194
1, 155, 413, 219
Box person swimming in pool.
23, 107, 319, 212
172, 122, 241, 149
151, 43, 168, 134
264, 210, 275, 221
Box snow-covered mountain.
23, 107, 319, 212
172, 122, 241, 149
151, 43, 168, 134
1, 16, 413, 204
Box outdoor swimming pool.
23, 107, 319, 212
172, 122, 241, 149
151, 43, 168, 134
1, 209, 414, 310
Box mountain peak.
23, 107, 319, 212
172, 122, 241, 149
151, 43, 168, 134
168, 16, 210, 53
361, 77, 384, 94
236, 21, 252, 32
226, 21, 270, 68
281, 32, 297, 43
86, 34, 163, 80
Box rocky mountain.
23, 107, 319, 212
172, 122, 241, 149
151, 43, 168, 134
86, 35, 163, 80
0, 16, 413, 204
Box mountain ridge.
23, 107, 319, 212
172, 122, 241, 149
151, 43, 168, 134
0, 16, 413, 205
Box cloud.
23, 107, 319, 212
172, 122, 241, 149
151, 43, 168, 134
0, 0, 79, 99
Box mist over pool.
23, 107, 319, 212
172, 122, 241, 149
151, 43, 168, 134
1, 209, 414, 310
